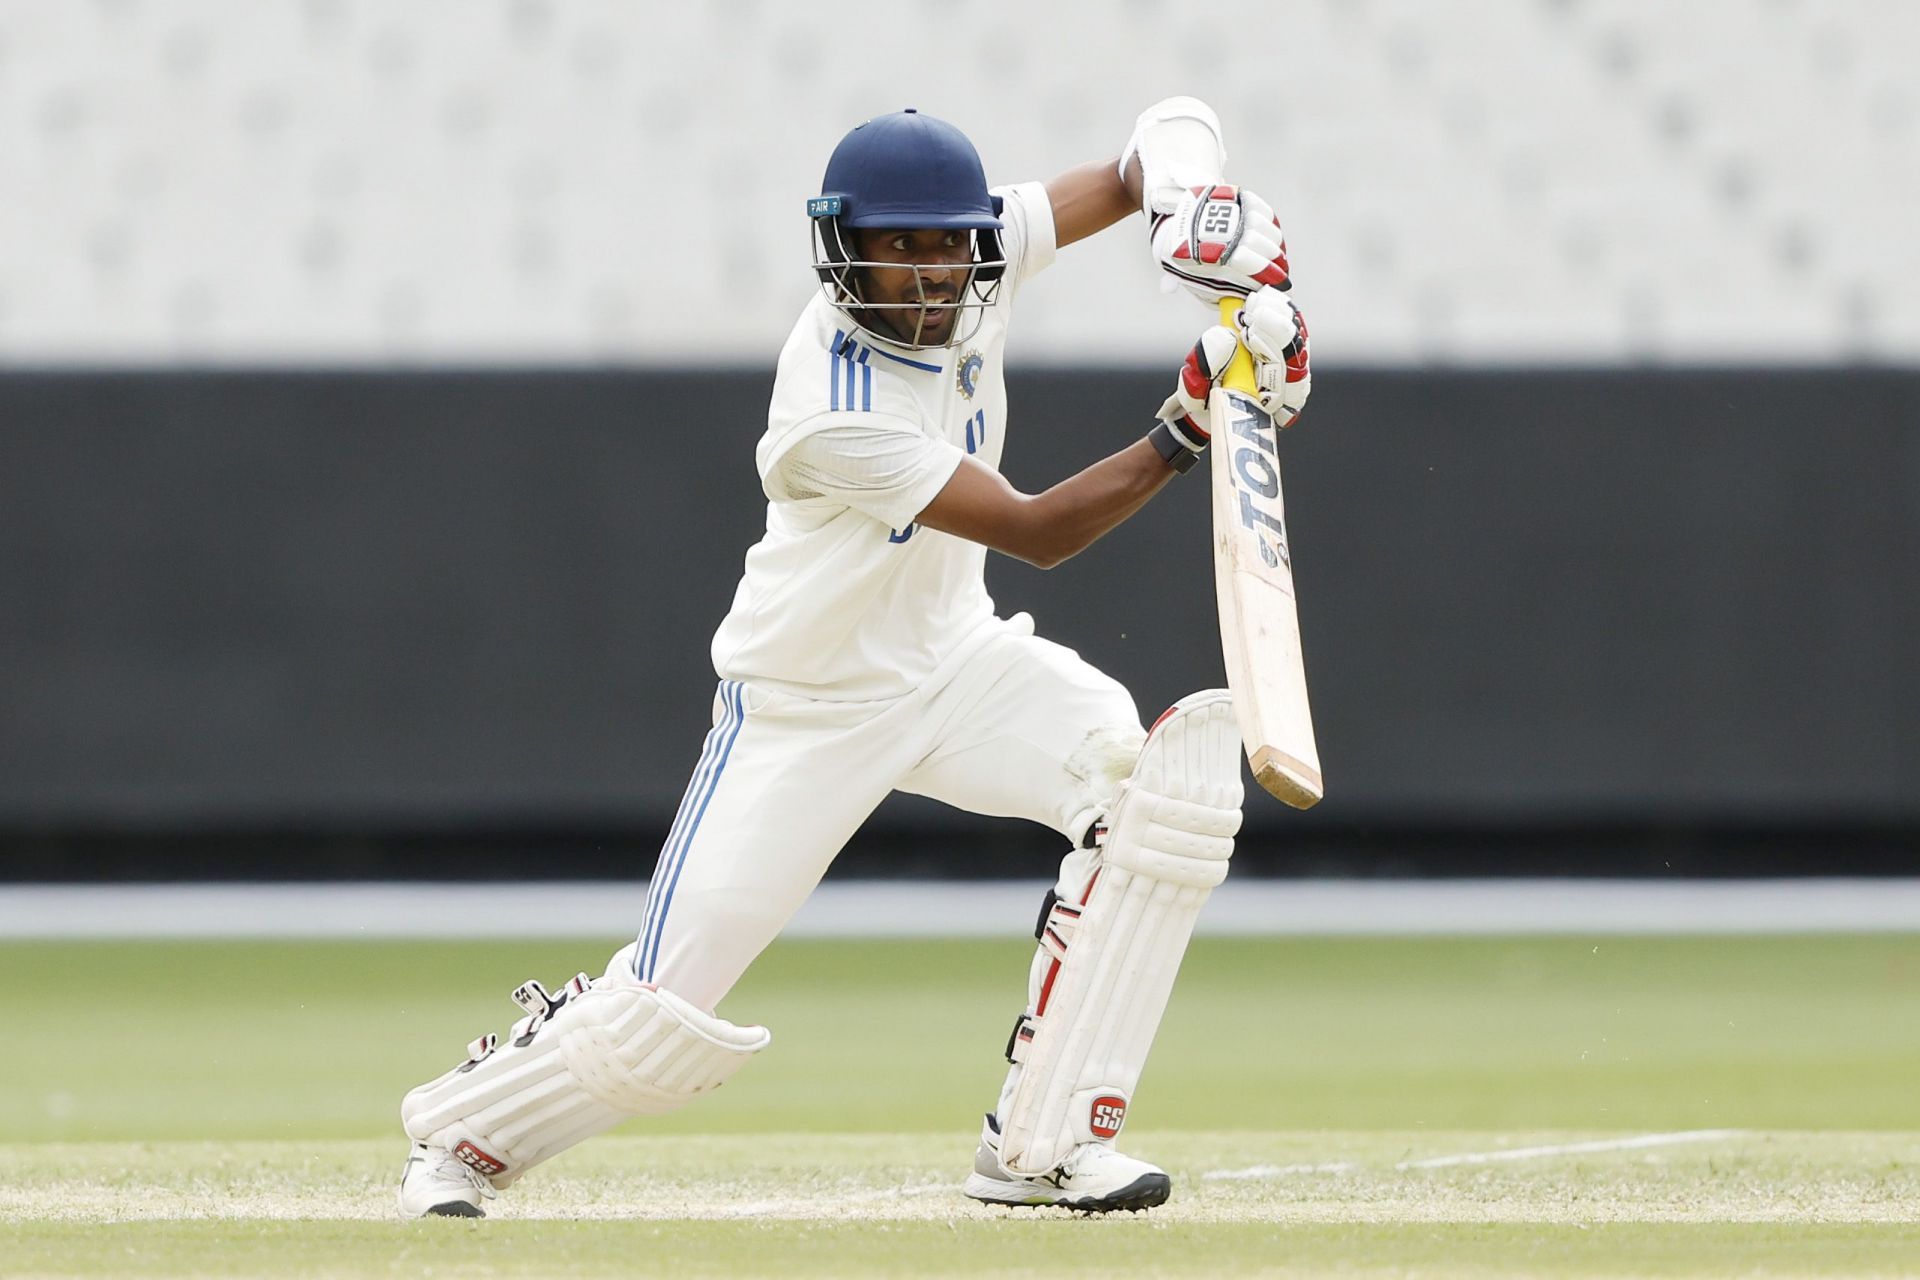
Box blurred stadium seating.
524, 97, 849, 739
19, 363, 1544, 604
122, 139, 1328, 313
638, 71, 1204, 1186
3, 0, 1914, 366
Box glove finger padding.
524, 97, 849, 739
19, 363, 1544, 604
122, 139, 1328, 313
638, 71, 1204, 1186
1234, 289, 1312, 427
1152, 185, 1291, 304
1155, 325, 1239, 451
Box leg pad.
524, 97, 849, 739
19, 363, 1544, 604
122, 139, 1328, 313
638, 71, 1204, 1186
996, 690, 1242, 1176
401, 944, 769, 1187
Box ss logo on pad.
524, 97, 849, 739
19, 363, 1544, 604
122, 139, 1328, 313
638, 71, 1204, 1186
1088, 1095, 1128, 1140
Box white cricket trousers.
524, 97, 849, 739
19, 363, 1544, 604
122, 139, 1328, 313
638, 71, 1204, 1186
630, 615, 1145, 1011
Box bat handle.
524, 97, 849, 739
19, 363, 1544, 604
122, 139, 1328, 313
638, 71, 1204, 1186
1217, 296, 1258, 395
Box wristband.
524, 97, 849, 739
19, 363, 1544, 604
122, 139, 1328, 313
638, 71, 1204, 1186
1147, 421, 1202, 474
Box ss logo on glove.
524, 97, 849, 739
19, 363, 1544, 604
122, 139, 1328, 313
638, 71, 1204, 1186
1154, 184, 1289, 301
1199, 198, 1237, 238
1192, 194, 1243, 263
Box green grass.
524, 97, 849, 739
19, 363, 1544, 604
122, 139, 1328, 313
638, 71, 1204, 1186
13, 1219, 1920, 1280
9, 935, 1920, 1141
3, 934, 1918, 1276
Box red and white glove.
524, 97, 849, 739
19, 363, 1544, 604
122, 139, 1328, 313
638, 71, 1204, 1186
1232, 287, 1311, 427
1148, 325, 1239, 472
1150, 184, 1291, 304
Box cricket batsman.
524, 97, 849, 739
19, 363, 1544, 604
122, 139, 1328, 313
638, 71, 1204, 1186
397, 98, 1312, 1216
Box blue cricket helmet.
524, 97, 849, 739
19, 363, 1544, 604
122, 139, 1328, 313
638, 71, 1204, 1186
817, 108, 1004, 232
809, 109, 1009, 349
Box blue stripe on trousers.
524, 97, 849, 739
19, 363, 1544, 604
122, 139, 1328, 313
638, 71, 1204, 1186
631, 694, 726, 976
638, 680, 748, 981
634, 679, 738, 974
634, 681, 742, 978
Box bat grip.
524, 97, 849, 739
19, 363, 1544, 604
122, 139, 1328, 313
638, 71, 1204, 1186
1217, 296, 1258, 395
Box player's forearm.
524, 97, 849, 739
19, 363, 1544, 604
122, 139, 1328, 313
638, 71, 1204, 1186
1048, 158, 1143, 250
1120, 153, 1145, 211
1011, 438, 1176, 569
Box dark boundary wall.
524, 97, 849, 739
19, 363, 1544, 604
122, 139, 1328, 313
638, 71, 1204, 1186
3, 368, 1917, 879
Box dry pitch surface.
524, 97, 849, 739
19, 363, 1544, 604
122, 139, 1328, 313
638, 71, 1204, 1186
3, 935, 1917, 1276
5, 1132, 1917, 1276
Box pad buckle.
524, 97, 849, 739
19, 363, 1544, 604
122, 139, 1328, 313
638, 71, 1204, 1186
511, 979, 552, 1019
1003, 1014, 1034, 1065
505, 973, 596, 1046
459, 1032, 499, 1071
1039, 901, 1081, 964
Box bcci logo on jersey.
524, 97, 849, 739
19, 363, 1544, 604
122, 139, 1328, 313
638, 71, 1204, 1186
956, 350, 984, 400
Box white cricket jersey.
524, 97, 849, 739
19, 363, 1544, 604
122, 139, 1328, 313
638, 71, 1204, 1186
711, 181, 1059, 702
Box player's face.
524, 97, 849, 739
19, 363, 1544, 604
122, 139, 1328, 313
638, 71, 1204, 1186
852, 227, 973, 345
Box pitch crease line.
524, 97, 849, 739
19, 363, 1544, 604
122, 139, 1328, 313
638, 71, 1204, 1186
1202, 1128, 1748, 1182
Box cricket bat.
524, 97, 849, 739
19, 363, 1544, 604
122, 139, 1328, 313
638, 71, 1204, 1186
1209, 295, 1323, 808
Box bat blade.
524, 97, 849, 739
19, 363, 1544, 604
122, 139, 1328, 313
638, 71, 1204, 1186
1209, 298, 1323, 808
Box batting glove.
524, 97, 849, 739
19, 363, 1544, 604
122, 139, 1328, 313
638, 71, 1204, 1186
1150, 185, 1291, 304
1148, 325, 1240, 472
1232, 287, 1312, 427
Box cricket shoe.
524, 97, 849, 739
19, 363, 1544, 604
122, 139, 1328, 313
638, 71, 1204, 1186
397, 1141, 495, 1218
962, 1114, 1171, 1212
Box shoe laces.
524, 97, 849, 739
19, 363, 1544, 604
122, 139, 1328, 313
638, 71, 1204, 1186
1059, 1142, 1101, 1179
429, 1147, 499, 1201
462, 1164, 500, 1201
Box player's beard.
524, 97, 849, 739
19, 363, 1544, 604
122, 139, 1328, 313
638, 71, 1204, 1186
849, 267, 962, 347
860, 297, 954, 347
